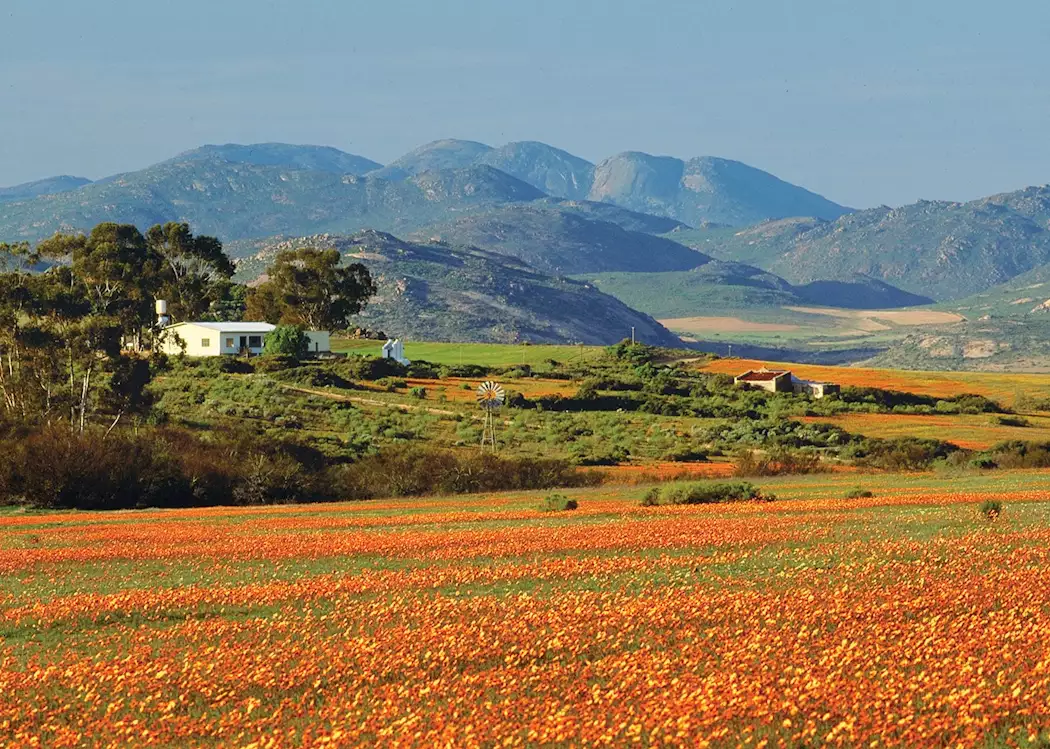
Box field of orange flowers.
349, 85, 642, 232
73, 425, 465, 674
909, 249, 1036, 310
4, 471, 1050, 746
700, 358, 1050, 408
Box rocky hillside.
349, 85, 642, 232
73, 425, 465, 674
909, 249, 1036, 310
587, 153, 850, 226
673, 187, 1050, 301
162, 142, 382, 175
237, 231, 684, 346
865, 317, 1050, 372
477, 141, 595, 200
368, 139, 493, 180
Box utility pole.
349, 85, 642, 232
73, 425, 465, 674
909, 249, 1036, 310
728, 344, 733, 358
631, 326, 635, 345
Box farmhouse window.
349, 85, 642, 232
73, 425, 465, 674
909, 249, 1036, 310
226, 337, 235, 348
248, 335, 262, 348
201, 338, 211, 348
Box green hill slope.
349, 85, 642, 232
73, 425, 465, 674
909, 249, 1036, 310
579, 267, 931, 320
940, 263, 1050, 320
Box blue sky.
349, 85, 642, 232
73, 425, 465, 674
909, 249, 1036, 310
2, 0, 1047, 208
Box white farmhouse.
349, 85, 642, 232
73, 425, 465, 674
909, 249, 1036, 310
159, 322, 330, 357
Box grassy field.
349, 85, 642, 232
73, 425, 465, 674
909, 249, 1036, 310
333, 339, 604, 367
5, 471, 1050, 745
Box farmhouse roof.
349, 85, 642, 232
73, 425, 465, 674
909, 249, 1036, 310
163, 322, 277, 333
735, 369, 791, 382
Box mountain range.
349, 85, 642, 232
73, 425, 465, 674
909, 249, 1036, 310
5, 139, 1050, 360
0, 139, 849, 244
671, 187, 1050, 301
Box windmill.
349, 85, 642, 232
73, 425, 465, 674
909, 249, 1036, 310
476, 381, 505, 450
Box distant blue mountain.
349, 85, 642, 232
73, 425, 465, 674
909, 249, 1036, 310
163, 142, 382, 175
0, 175, 92, 203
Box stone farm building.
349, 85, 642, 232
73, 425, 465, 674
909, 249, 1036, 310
734, 368, 840, 399
158, 322, 330, 357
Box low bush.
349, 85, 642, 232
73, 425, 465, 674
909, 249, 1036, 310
409, 386, 427, 399
3, 427, 190, 510
979, 499, 1002, 520
333, 448, 600, 500
252, 355, 300, 373
977, 441, 1050, 469
343, 356, 407, 381
376, 377, 407, 391
642, 481, 773, 506
845, 488, 874, 499
0, 428, 598, 510
539, 493, 578, 512
846, 437, 960, 470
995, 415, 1031, 428
734, 448, 826, 476
661, 446, 708, 463
570, 444, 629, 466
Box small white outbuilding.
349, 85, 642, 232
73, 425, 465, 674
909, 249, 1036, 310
159, 322, 330, 357
381, 338, 410, 366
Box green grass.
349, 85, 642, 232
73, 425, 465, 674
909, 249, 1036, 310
332, 339, 603, 367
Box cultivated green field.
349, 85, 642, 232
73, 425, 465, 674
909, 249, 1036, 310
332, 339, 604, 367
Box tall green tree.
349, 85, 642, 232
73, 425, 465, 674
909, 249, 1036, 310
146, 222, 235, 321
246, 248, 375, 330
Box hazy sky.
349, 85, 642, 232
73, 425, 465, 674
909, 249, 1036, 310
2, 0, 1048, 208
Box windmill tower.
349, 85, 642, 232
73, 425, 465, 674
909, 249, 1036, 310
476, 381, 505, 451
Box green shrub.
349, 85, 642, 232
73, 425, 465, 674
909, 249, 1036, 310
970, 456, 998, 470
335, 448, 600, 500
409, 386, 427, 399
979, 499, 1002, 520
539, 493, 578, 512
996, 415, 1031, 428
640, 487, 661, 506
344, 356, 407, 381
661, 446, 708, 463
846, 437, 960, 470
263, 325, 309, 358
845, 488, 874, 499
0, 428, 599, 509
3, 428, 190, 510
734, 448, 825, 476
642, 481, 772, 506
973, 441, 1050, 469
377, 377, 407, 391
252, 354, 300, 373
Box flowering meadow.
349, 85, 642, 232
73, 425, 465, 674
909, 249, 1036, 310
4, 471, 1050, 746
